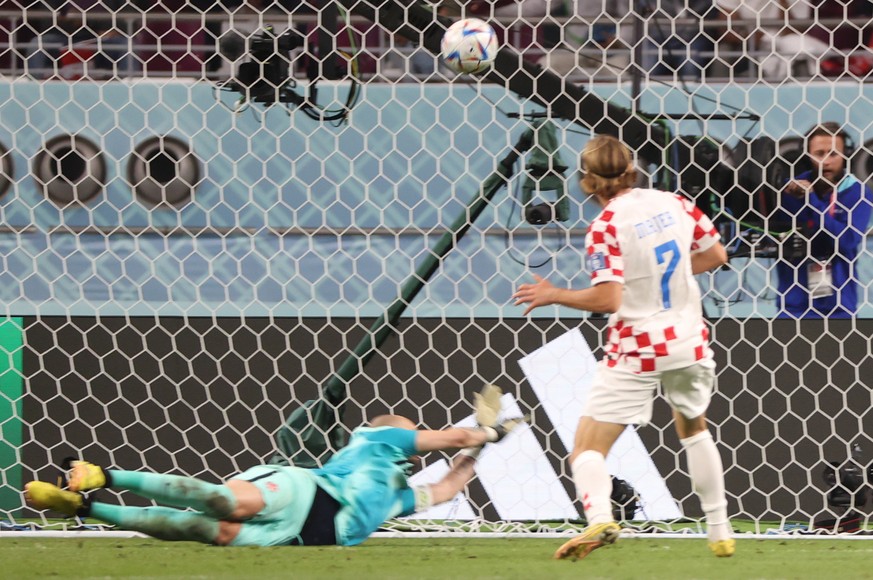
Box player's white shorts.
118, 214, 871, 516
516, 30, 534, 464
583, 359, 715, 425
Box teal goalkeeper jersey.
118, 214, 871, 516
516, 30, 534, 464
312, 426, 419, 546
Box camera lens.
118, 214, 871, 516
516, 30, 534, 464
525, 203, 553, 225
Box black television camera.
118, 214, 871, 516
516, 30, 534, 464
821, 444, 871, 510
227, 26, 305, 103
814, 444, 871, 533
716, 221, 807, 260
217, 25, 358, 122
610, 476, 640, 521
669, 135, 814, 261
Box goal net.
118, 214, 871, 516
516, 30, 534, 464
1, 0, 872, 537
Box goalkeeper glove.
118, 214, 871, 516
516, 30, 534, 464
473, 383, 503, 428
473, 384, 527, 443
480, 416, 527, 443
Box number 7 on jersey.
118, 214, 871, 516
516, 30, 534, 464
654, 240, 680, 309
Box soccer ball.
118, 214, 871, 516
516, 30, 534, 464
440, 19, 499, 75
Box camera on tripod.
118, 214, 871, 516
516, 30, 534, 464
822, 461, 869, 508
813, 444, 871, 533
821, 444, 871, 510
518, 119, 570, 225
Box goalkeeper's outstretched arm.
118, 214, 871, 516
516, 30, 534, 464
412, 384, 523, 508
414, 427, 490, 452
416, 418, 524, 507
425, 453, 478, 506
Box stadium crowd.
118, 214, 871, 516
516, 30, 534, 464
6, 0, 873, 81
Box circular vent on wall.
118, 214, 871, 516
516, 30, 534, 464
127, 136, 200, 207
32, 134, 106, 206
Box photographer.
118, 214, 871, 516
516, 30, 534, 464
776, 122, 873, 318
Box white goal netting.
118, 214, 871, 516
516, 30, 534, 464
1, 0, 872, 537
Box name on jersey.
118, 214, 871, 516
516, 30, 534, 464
634, 211, 676, 238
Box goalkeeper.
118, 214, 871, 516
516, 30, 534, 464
25, 385, 520, 546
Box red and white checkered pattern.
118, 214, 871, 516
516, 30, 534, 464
586, 189, 719, 373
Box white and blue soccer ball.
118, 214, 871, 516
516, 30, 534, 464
440, 18, 499, 75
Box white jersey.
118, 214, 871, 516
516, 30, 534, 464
585, 188, 720, 372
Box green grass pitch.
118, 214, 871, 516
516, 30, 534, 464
3, 537, 873, 579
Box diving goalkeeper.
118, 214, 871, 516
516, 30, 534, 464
25, 385, 520, 546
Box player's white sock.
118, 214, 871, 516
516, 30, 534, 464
681, 430, 731, 542
571, 450, 614, 525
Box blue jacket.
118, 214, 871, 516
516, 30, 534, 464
775, 171, 873, 318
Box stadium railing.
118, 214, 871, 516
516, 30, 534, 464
0, 10, 869, 82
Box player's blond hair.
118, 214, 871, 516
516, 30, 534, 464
580, 135, 637, 201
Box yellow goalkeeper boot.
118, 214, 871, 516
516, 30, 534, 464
709, 538, 736, 557
69, 460, 107, 492
553, 521, 621, 560
24, 481, 84, 516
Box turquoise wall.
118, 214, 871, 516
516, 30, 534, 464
0, 80, 870, 318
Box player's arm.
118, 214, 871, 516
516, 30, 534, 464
691, 241, 728, 274
513, 275, 622, 315
414, 388, 524, 453
410, 428, 509, 510
820, 183, 872, 253
425, 453, 478, 505
416, 419, 525, 507
411, 385, 524, 509
414, 427, 495, 453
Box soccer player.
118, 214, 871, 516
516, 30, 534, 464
25, 386, 522, 546
513, 135, 734, 560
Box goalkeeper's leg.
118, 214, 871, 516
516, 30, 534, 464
90, 503, 222, 543
25, 481, 223, 544
70, 461, 238, 519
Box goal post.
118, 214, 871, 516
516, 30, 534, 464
1, 0, 872, 538
0, 318, 24, 517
